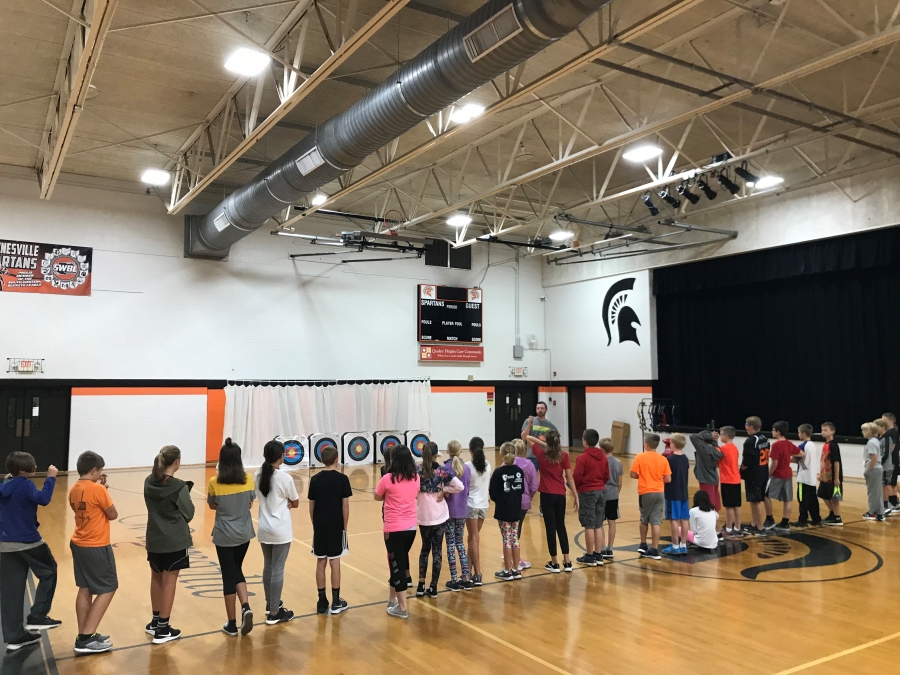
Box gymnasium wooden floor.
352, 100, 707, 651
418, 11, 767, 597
2, 451, 898, 675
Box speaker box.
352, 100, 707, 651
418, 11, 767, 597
342, 431, 373, 466
374, 431, 403, 464
308, 433, 340, 468
275, 435, 308, 470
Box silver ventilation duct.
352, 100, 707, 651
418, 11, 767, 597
186, 0, 610, 259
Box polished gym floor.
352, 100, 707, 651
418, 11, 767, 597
1, 451, 896, 675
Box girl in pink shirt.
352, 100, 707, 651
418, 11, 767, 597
375, 446, 420, 619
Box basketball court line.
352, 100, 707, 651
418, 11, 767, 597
770, 631, 900, 675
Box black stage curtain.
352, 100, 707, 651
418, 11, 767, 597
653, 227, 900, 435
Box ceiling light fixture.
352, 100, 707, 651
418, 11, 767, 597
734, 161, 760, 186
676, 181, 700, 205
623, 144, 663, 163
224, 47, 271, 76
310, 192, 328, 206
140, 169, 170, 186
548, 230, 575, 242
697, 175, 717, 200
715, 171, 740, 195
641, 192, 660, 216
752, 175, 784, 190
658, 187, 681, 209
449, 103, 485, 124
446, 213, 472, 227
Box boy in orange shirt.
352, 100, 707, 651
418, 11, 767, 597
68, 451, 118, 655
718, 426, 743, 538
629, 434, 672, 560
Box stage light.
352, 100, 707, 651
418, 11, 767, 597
753, 175, 784, 190
224, 48, 271, 76
697, 175, 717, 200
658, 187, 681, 209
624, 144, 663, 163
716, 171, 740, 195
641, 192, 660, 216
676, 181, 700, 205
446, 213, 472, 227
311, 192, 328, 206
140, 169, 170, 186
734, 161, 760, 186
548, 230, 575, 242
449, 103, 485, 124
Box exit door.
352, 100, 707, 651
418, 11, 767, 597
0, 387, 70, 472
494, 385, 537, 447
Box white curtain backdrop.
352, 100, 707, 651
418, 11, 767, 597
223, 382, 433, 467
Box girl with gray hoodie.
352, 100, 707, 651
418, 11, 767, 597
143, 445, 195, 644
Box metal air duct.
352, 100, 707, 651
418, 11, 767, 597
186, 0, 610, 258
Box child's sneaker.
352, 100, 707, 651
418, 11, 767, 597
445, 580, 461, 592
644, 547, 662, 560
511, 569, 522, 580
472, 574, 483, 587
823, 515, 843, 526
495, 570, 515, 581
222, 622, 238, 637
576, 554, 597, 566
240, 606, 253, 635
145, 619, 158, 636
637, 541, 649, 554
543, 561, 560, 573
151, 626, 181, 644
601, 547, 614, 560
863, 512, 878, 521
5, 633, 42, 652
590, 553, 605, 566
316, 598, 329, 615
661, 544, 678, 555
415, 582, 426, 597
563, 561, 573, 572
25, 617, 62, 631
73, 634, 112, 654
876, 514, 886, 522
518, 559, 531, 570
461, 579, 474, 590
763, 516, 776, 530
678, 545, 688, 555
265, 607, 295, 625
330, 598, 349, 615
425, 584, 438, 598
386, 604, 409, 620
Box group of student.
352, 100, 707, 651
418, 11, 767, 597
2, 409, 897, 652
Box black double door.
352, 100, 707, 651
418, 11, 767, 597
494, 385, 537, 447
0, 387, 70, 472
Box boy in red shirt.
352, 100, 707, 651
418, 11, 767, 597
766, 421, 795, 530
573, 428, 610, 566
718, 426, 743, 538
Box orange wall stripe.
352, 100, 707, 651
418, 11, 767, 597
586, 386, 652, 394
432, 386, 495, 394
72, 387, 209, 396
538, 386, 566, 393
206, 389, 226, 462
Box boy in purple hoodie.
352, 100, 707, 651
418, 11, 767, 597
573, 429, 610, 566
513, 439, 539, 571
0, 452, 61, 652
443, 440, 472, 591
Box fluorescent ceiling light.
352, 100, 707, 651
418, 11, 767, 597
224, 48, 271, 76
310, 192, 328, 206
623, 144, 663, 163
140, 169, 170, 186
449, 103, 485, 124
752, 175, 784, 190
446, 214, 472, 227
548, 230, 574, 242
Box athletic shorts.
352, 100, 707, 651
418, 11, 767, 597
638, 492, 664, 525
467, 507, 487, 519
665, 499, 690, 521
892, 466, 899, 487
577, 490, 606, 529
745, 481, 765, 504
817, 482, 843, 501
312, 528, 348, 559
147, 549, 190, 573
71, 542, 118, 595
767, 477, 793, 502
604, 498, 620, 521
883, 469, 894, 487
721, 483, 742, 508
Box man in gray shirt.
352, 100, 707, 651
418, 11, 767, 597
521, 401, 558, 471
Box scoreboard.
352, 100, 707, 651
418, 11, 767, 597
418, 284, 483, 344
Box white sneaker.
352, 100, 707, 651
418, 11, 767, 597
518, 560, 531, 570
386, 603, 408, 620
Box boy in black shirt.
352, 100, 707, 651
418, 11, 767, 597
740, 416, 770, 536
818, 422, 843, 526
308, 446, 352, 614
885, 413, 900, 512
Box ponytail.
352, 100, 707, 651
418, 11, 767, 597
545, 430, 563, 464
259, 439, 285, 497
152, 445, 181, 481
447, 439, 464, 477
500, 442, 517, 466
420, 442, 437, 482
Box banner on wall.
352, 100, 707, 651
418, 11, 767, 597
0, 239, 92, 296
419, 345, 484, 362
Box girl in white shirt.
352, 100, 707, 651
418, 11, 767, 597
689, 490, 719, 551
465, 437, 491, 587
255, 440, 300, 624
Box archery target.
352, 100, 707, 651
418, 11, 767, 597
374, 431, 402, 464
405, 430, 431, 462
275, 435, 307, 469
342, 432, 372, 466
308, 433, 340, 468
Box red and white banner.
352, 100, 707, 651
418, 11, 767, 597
419, 345, 484, 362
0, 239, 92, 296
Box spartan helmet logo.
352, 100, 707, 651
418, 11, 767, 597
602, 278, 641, 346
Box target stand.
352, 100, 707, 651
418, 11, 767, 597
374, 431, 403, 464
308, 433, 340, 468
405, 430, 431, 463
275, 435, 308, 470
342, 432, 373, 466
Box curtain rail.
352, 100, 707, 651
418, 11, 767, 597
226, 378, 431, 386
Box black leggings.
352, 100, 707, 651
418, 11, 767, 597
540, 492, 569, 557
418, 524, 445, 584
384, 530, 417, 592
216, 542, 250, 596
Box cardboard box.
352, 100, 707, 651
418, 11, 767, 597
611, 420, 630, 454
